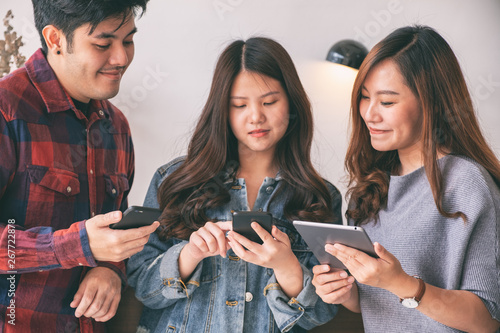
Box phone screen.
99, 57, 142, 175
232, 211, 273, 244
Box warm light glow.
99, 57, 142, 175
325, 62, 359, 84
301, 61, 358, 115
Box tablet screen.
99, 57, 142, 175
293, 220, 377, 269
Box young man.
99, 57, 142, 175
0, 0, 157, 331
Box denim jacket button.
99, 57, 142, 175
245, 292, 253, 302
265, 186, 274, 194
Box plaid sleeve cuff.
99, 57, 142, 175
53, 220, 97, 269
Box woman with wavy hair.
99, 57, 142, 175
127, 36, 342, 332
313, 25, 500, 332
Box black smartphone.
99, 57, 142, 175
109, 206, 162, 229
232, 211, 273, 244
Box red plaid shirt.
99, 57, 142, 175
0, 49, 134, 332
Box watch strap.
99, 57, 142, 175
399, 276, 426, 304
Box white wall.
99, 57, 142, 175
4, 0, 500, 219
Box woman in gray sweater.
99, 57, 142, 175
313, 25, 500, 332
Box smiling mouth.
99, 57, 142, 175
99, 67, 125, 80
368, 127, 390, 135
99, 71, 123, 80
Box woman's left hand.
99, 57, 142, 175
227, 223, 297, 270
326, 242, 406, 291
229, 223, 304, 297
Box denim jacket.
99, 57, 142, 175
127, 157, 342, 333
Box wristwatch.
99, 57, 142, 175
400, 276, 426, 308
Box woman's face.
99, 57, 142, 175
359, 59, 423, 155
229, 71, 289, 159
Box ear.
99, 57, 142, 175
42, 25, 65, 56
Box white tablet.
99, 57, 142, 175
293, 220, 378, 269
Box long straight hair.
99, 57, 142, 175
157, 37, 335, 240
346, 25, 500, 225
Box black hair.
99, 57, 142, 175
157, 37, 336, 240
31, 0, 149, 53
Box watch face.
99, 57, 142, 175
401, 298, 419, 308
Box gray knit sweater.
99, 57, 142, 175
353, 155, 500, 332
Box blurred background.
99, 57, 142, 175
3, 0, 500, 221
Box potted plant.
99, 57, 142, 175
1, 10, 26, 78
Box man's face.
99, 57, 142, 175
55, 14, 137, 103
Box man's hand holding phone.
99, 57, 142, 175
86, 210, 160, 262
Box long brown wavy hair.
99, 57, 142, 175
346, 25, 500, 225
157, 37, 335, 240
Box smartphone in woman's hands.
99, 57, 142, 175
232, 211, 273, 244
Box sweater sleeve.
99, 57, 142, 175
456, 166, 500, 321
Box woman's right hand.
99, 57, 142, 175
184, 221, 233, 261
178, 221, 232, 281
312, 265, 355, 304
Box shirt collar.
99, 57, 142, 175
25, 48, 110, 118
227, 172, 283, 186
